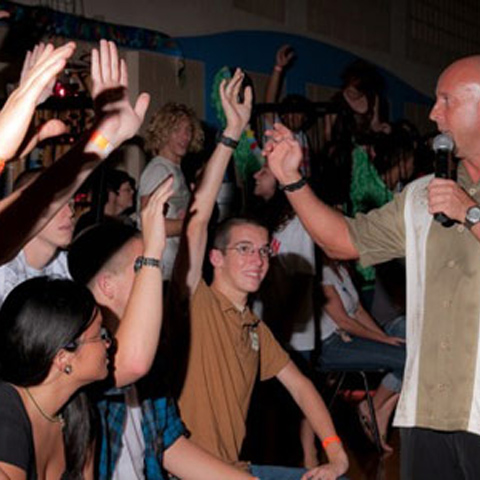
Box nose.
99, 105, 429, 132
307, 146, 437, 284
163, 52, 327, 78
62, 201, 75, 218
429, 100, 441, 124
249, 249, 266, 266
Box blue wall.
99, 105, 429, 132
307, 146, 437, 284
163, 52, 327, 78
177, 30, 433, 126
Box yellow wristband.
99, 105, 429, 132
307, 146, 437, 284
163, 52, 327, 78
89, 131, 114, 157
322, 435, 341, 449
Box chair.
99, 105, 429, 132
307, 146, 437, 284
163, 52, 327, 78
317, 366, 384, 453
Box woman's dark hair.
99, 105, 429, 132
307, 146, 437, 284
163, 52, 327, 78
252, 187, 295, 234
0, 277, 98, 479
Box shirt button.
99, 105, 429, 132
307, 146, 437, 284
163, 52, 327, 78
457, 224, 465, 233
447, 260, 455, 268
442, 300, 450, 308
440, 340, 449, 350
469, 188, 477, 196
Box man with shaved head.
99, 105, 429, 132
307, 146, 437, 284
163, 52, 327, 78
265, 56, 480, 479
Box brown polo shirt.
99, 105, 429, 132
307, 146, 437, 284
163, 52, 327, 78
177, 279, 290, 465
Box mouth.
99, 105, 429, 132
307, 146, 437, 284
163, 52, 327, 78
244, 271, 263, 281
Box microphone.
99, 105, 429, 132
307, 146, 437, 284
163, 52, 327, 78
432, 133, 455, 228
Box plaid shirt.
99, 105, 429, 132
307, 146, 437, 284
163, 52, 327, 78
96, 385, 185, 480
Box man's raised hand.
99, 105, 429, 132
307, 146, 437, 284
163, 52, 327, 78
263, 123, 303, 186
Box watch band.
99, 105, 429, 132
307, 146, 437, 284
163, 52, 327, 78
278, 176, 307, 192
134, 256, 161, 273
218, 135, 239, 150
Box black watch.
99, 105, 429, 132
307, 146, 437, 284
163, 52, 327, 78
465, 205, 480, 229
134, 256, 161, 273
279, 176, 307, 192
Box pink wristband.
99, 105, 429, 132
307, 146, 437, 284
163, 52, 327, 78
274, 65, 283, 73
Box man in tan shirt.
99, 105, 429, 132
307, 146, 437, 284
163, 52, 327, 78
265, 56, 480, 480
172, 69, 348, 480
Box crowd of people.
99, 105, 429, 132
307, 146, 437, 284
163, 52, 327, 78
0, 28, 478, 480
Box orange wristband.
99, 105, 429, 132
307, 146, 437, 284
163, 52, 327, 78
89, 131, 114, 156
0, 158, 5, 176
322, 435, 341, 449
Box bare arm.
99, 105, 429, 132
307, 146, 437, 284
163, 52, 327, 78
0, 463, 24, 480
354, 303, 391, 336
264, 123, 358, 259
163, 437, 257, 480
277, 361, 348, 480
264, 45, 294, 126
113, 178, 173, 388
0, 42, 75, 162
140, 195, 184, 236
323, 285, 403, 346
0, 40, 149, 265
174, 69, 252, 296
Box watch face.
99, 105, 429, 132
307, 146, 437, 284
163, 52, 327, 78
468, 206, 480, 223
134, 256, 143, 273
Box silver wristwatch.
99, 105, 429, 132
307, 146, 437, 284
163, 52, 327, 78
465, 205, 480, 229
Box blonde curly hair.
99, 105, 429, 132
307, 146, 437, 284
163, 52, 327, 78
145, 102, 204, 156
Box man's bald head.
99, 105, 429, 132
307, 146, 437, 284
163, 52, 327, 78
430, 55, 480, 162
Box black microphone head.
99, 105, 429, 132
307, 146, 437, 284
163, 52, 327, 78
433, 133, 454, 152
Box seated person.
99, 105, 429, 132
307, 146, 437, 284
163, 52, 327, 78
0, 277, 111, 479
0, 168, 74, 305
68, 194, 256, 480
75, 167, 136, 236
318, 254, 406, 452
170, 69, 348, 480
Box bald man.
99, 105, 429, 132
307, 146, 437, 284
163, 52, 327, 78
265, 56, 480, 480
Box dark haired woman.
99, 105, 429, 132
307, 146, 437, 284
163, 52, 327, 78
0, 277, 111, 480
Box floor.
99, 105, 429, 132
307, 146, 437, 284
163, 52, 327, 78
243, 378, 401, 480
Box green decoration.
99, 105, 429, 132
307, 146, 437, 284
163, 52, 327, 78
350, 145, 393, 289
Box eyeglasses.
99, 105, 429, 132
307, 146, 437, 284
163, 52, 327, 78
224, 242, 274, 259
64, 327, 112, 351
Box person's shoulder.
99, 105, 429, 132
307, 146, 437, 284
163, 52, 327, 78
139, 156, 174, 195
0, 382, 29, 426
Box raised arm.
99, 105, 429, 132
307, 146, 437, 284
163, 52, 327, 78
174, 69, 252, 295
0, 42, 75, 162
114, 176, 173, 387
0, 40, 150, 265
264, 45, 295, 126
264, 123, 359, 259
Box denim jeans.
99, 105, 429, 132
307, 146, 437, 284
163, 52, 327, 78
249, 464, 307, 480
250, 464, 349, 479
318, 316, 406, 392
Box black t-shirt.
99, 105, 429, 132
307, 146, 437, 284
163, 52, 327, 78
0, 382, 36, 479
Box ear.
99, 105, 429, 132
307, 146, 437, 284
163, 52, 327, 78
53, 349, 74, 375
95, 271, 115, 301
209, 248, 225, 268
